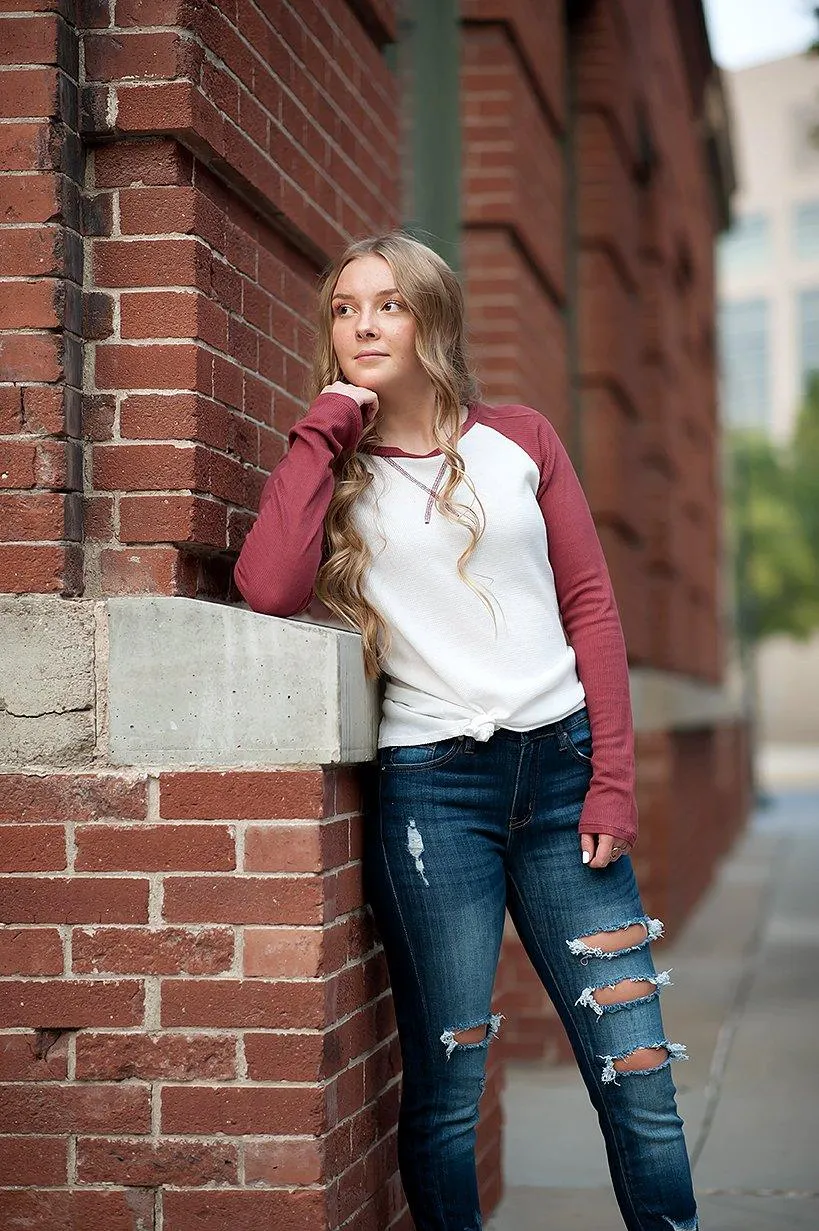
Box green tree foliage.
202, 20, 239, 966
791, 372, 819, 556
728, 378, 819, 646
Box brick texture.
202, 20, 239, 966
0, 3, 83, 598
571, 0, 723, 679
73, 0, 401, 603
0, 767, 400, 1228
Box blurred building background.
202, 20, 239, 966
718, 50, 819, 786
0, 1, 745, 1227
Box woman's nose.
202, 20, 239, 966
356, 311, 378, 337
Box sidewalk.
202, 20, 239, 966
487, 790, 819, 1230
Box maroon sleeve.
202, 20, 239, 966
535, 415, 638, 846
234, 392, 364, 616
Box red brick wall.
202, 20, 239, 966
462, 1, 569, 436
635, 723, 751, 930
572, 0, 722, 682
78, 0, 399, 601
0, 0, 84, 596
83, 140, 323, 599
0, 764, 410, 1230
1, 0, 399, 601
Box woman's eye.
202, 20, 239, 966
333, 300, 401, 316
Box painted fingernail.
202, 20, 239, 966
582, 850, 591, 864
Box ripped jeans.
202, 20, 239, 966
362, 706, 698, 1231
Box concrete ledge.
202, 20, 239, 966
106, 597, 380, 767
630, 665, 748, 732
2, 594, 748, 768
0, 597, 96, 767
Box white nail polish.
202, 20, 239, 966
582, 850, 591, 864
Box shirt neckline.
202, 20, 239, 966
369, 402, 481, 458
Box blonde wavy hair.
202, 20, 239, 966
309, 231, 494, 679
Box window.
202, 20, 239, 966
798, 289, 819, 387
718, 213, 770, 276
718, 299, 770, 429
794, 201, 819, 259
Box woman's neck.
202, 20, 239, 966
375, 390, 459, 453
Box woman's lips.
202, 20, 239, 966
355, 353, 388, 360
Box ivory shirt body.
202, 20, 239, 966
351, 413, 587, 747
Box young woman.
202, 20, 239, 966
235, 232, 698, 1231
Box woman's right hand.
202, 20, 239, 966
320, 380, 379, 425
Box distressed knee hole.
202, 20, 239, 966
599, 1039, 688, 1084
454, 1025, 489, 1045
581, 922, 648, 952
568, 917, 664, 962
440, 1012, 504, 1059
575, 970, 672, 1017
594, 978, 657, 1007
614, 1046, 669, 1073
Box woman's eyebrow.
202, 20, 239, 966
331, 287, 400, 301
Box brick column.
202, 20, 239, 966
0, 0, 84, 595
0, 760, 401, 1229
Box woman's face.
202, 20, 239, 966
331, 254, 427, 395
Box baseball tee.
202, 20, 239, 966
234, 392, 638, 845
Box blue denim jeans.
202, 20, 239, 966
362, 706, 698, 1231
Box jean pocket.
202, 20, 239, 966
561, 717, 593, 765
382, 736, 465, 771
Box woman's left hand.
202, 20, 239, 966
580, 832, 633, 869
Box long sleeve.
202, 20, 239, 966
536, 417, 638, 845
234, 392, 364, 616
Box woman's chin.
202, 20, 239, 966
340, 368, 382, 390
350, 372, 389, 394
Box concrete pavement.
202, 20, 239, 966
487, 790, 819, 1230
